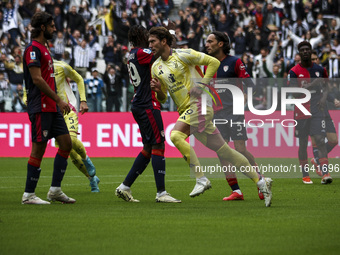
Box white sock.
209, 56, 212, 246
23, 192, 34, 197
233, 189, 242, 195
198, 176, 208, 181
119, 183, 130, 191
157, 191, 167, 197
49, 186, 61, 192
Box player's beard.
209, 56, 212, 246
44, 30, 54, 40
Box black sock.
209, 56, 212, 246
152, 154, 165, 193
25, 163, 41, 193
123, 152, 150, 187
51, 152, 68, 187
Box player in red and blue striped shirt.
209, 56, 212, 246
22, 12, 75, 205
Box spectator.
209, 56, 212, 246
3, 0, 20, 46
88, 33, 101, 72
234, 26, 247, 58
53, 31, 66, 60
85, 68, 105, 112
7, 54, 24, 96
12, 84, 26, 112
0, 72, 10, 112
262, 3, 280, 30
53, 6, 64, 32
103, 66, 123, 112
328, 49, 339, 78
66, 6, 86, 34
79, 1, 92, 23
332, 38, 340, 55
102, 35, 122, 65
69, 31, 97, 77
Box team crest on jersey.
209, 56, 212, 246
143, 49, 152, 54
168, 74, 176, 83
43, 130, 48, 138
315, 72, 320, 77
299, 74, 304, 77
223, 65, 229, 72
30, 52, 36, 60
239, 64, 245, 70
159, 65, 162, 69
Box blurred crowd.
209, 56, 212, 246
0, 0, 340, 112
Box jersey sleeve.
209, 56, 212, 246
176, 49, 220, 85
63, 63, 87, 102
137, 48, 154, 65
24, 46, 41, 68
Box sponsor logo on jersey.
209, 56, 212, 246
223, 65, 229, 72
143, 49, 152, 54
315, 72, 319, 77
45, 52, 48, 55
299, 74, 304, 77
30, 52, 36, 60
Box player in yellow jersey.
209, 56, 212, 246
53, 60, 100, 192
149, 27, 273, 206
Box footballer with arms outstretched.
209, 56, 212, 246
115, 25, 181, 203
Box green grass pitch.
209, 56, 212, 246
1, 157, 340, 255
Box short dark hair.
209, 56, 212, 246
128, 25, 149, 48
149, 27, 173, 47
297, 41, 312, 51
211, 31, 231, 55
31, 12, 54, 38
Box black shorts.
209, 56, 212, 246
214, 109, 248, 142
132, 107, 165, 145
294, 117, 326, 138
29, 111, 69, 142
325, 114, 336, 134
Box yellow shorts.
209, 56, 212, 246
64, 110, 79, 138
177, 104, 219, 135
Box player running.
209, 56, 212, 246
115, 25, 181, 203
149, 27, 273, 206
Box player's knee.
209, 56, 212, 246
170, 130, 186, 147
313, 135, 324, 147
152, 143, 165, 150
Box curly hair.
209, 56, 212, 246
30, 12, 54, 38
297, 41, 312, 51
149, 27, 173, 47
128, 25, 149, 48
